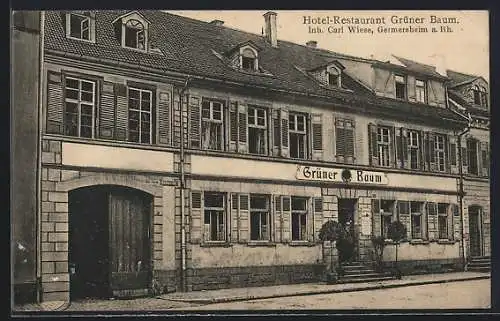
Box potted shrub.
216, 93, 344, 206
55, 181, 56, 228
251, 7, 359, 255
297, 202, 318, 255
371, 236, 386, 272
387, 220, 407, 279
318, 220, 342, 284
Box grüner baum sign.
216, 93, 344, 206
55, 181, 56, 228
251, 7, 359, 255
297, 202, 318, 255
296, 166, 388, 185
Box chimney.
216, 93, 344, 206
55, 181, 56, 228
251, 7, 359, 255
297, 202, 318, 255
263, 11, 278, 47
209, 19, 224, 26
430, 54, 447, 76
306, 40, 317, 48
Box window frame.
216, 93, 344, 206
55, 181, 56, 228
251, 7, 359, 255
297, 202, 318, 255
201, 99, 225, 151
291, 196, 309, 241
377, 126, 391, 167
434, 134, 446, 172
247, 106, 268, 155
288, 112, 308, 160
122, 18, 147, 51
334, 118, 355, 160
63, 76, 97, 138
395, 74, 407, 100
203, 192, 227, 243
437, 203, 449, 240
415, 79, 427, 103
249, 194, 271, 242
410, 201, 424, 239
380, 200, 396, 240
66, 12, 94, 42
408, 130, 420, 170
127, 86, 153, 144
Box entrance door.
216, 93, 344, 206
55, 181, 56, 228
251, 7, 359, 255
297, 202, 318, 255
468, 207, 482, 257
69, 186, 152, 300
338, 199, 358, 262
108, 188, 152, 297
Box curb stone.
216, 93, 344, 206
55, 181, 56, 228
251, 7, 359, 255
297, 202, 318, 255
160, 275, 490, 304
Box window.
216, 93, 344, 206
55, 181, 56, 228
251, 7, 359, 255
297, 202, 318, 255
204, 192, 226, 242
467, 138, 479, 175
250, 195, 270, 241
201, 100, 224, 150
328, 68, 341, 88
395, 75, 406, 99
377, 127, 391, 167
335, 118, 355, 160
289, 113, 307, 159
241, 48, 257, 71
410, 202, 424, 239
124, 19, 146, 50
434, 134, 446, 172
472, 85, 488, 107
408, 130, 420, 169
64, 77, 96, 138
68, 13, 91, 41
438, 203, 449, 239
248, 106, 267, 155
415, 79, 426, 103
128, 87, 152, 144
380, 200, 395, 239
291, 197, 308, 241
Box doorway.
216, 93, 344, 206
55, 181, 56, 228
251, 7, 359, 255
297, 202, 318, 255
468, 206, 483, 257
338, 199, 358, 262
69, 185, 153, 300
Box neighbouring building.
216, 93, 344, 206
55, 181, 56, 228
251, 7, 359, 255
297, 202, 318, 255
13, 10, 490, 303
11, 11, 42, 304
446, 70, 490, 261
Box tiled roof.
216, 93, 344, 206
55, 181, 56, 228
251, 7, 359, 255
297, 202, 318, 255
446, 69, 481, 87
392, 56, 447, 79
448, 89, 490, 118
44, 10, 465, 125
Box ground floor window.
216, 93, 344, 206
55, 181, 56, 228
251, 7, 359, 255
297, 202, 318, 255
204, 192, 226, 242
291, 197, 308, 241
438, 203, 449, 239
250, 195, 270, 241
410, 202, 424, 239
380, 200, 395, 239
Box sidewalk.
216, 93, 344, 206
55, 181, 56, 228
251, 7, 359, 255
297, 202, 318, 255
13, 271, 490, 312
159, 271, 490, 304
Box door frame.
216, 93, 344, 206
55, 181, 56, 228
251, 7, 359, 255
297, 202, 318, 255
468, 205, 483, 257
338, 198, 359, 262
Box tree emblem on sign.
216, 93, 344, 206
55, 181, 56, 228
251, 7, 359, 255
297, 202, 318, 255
341, 169, 352, 183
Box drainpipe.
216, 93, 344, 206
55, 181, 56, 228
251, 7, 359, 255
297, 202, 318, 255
36, 11, 45, 303
179, 77, 190, 292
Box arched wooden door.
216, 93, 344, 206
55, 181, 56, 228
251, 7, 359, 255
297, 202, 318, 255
108, 187, 152, 297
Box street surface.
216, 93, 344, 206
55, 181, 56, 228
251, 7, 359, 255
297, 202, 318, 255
177, 279, 491, 310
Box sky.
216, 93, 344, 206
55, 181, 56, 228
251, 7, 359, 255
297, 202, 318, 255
167, 10, 489, 82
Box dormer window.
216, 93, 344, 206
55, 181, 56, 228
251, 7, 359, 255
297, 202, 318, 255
241, 48, 258, 71
65, 12, 95, 42
327, 66, 341, 88
124, 19, 146, 50
471, 85, 488, 107
395, 75, 407, 99
113, 11, 150, 52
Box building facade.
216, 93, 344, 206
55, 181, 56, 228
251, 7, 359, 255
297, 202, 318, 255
13, 10, 490, 303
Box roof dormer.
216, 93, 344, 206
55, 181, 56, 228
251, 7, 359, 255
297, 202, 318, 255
226, 41, 262, 73
308, 61, 345, 89
63, 11, 96, 43
112, 11, 150, 52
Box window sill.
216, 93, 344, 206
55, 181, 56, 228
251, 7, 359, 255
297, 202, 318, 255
437, 239, 456, 244
200, 242, 232, 248
409, 239, 430, 245
288, 241, 317, 247
247, 241, 276, 247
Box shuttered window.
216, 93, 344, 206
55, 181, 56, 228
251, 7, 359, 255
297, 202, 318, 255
377, 126, 391, 167
437, 203, 449, 239
201, 99, 224, 150
128, 87, 153, 144
410, 202, 424, 239
250, 194, 271, 241
203, 192, 226, 242
289, 113, 307, 159
434, 134, 446, 172
335, 118, 355, 161
64, 77, 96, 138
247, 106, 268, 155
291, 197, 308, 241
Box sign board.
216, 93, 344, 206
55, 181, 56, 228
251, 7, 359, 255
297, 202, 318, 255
296, 165, 389, 185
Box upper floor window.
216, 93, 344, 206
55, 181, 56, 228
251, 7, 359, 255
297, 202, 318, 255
124, 19, 146, 50
65, 12, 95, 42
415, 79, 427, 103
64, 77, 96, 138
395, 75, 406, 100
335, 118, 355, 162
248, 106, 267, 155
434, 134, 446, 172
241, 48, 258, 71
128, 87, 152, 144
408, 130, 420, 170
377, 126, 391, 167
201, 99, 224, 150
471, 85, 488, 107
289, 113, 307, 159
